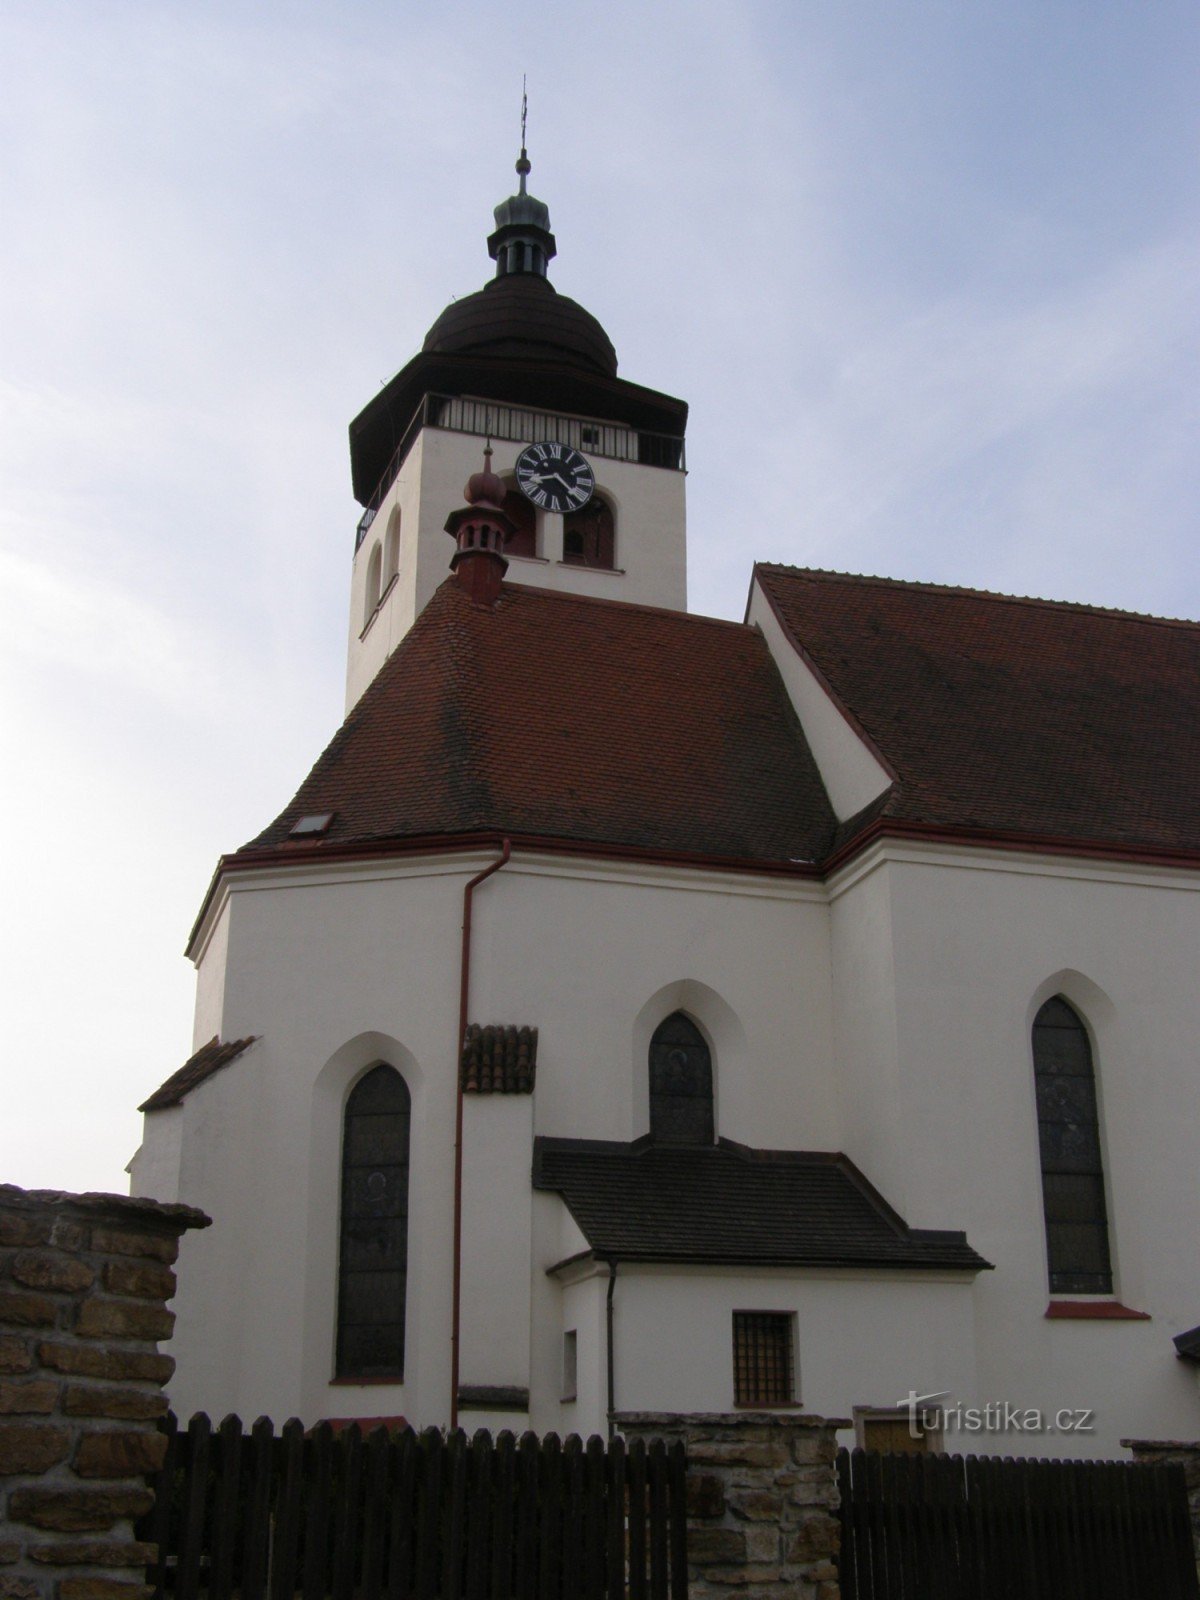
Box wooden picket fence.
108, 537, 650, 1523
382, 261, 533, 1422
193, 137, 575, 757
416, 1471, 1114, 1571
141, 1413, 688, 1600
837, 1446, 1200, 1600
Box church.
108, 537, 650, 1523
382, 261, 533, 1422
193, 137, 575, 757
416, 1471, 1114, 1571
129, 148, 1200, 1461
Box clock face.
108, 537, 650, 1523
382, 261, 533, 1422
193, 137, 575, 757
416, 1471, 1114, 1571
514, 442, 595, 513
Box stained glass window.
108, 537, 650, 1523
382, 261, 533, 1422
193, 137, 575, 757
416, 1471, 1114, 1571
1033, 998, 1113, 1294
336, 1064, 411, 1378
649, 1012, 714, 1145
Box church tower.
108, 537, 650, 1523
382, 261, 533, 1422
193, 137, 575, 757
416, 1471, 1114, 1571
344, 148, 689, 708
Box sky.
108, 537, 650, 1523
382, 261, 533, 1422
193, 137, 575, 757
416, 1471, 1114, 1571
1, 1, 1197, 1196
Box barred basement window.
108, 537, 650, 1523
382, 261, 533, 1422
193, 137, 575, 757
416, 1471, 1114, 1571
336, 1063, 411, 1378
1032, 997, 1113, 1295
733, 1311, 795, 1406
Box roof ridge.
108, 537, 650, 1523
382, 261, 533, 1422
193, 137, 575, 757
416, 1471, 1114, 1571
500, 577, 750, 632
756, 563, 1200, 631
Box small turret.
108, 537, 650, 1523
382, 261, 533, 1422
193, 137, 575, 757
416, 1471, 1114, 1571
444, 445, 516, 606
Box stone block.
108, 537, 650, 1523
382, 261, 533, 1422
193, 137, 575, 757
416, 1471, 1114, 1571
688, 1441, 791, 1470
59, 1581, 153, 1600
49, 1221, 88, 1253
687, 1472, 726, 1518
11, 1255, 95, 1295
742, 1526, 781, 1564
74, 1302, 174, 1343
0, 1547, 18, 1566
0, 1381, 58, 1414
727, 1489, 781, 1522
63, 1386, 166, 1421
101, 1261, 175, 1303
73, 1431, 168, 1478
29, 1543, 157, 1568
688, 1527, 747, 1564
8, 1486, 155, 1532
0, 1575, 40, 1600
0, 1291, 57, 1329
784, 1519, 840, 1564
0, 1214, 51, 1248
89, 1230, 177, 1266
790, 1434, 836, 1466
0, 1423, 71, 1474
698, 1562, 782, 1586
37, 1344, 173, 1384
0, 1337, 32, 1375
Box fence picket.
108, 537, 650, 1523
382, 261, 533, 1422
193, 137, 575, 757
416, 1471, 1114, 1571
626, 1435, 648, 1600
176, 1412, 212, 1600
489, 1431, 517, 1600
330, 1423, 362, 1600
207, 1414, 242, 1600
270, 1419, 306, 1600
537, 1432, 563, 1600
647, 1440, 668, 1600
241, 1416, 275, 1600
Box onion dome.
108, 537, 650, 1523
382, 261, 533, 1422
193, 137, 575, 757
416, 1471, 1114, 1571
421, 145, 618, 379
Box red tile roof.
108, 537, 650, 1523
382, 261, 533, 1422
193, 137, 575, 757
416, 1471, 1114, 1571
139, 1036, 258, 1112
461, 1025, 537, 1094
756, 566, 1200, 859
234, 579, 838, 868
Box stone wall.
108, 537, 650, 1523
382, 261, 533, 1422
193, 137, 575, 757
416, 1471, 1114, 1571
1123, 1438, 1200, 1578
0, 1186, 208, 1600
617, 1411, 847, 1600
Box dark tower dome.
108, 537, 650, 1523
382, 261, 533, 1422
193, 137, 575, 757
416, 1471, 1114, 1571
421, 144, 618, 379
422, 275, 617, 378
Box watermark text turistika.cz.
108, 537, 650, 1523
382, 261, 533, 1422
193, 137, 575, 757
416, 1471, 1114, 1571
902, 1390, 1095, 1440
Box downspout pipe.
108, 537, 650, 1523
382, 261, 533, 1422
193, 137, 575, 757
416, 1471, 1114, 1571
451, 838, 511, 1430
606, 1258, 619, 1438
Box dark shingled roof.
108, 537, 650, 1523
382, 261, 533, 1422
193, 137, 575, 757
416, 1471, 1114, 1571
756, 566, 1200, 857
234, 580, 838, 868
532, 1137, 990, 1272
139, 1036, 257, 1113
423, 274, 618, 378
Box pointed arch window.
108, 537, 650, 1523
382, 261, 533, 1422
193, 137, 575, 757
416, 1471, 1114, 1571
649, 1012, 714, 1145
336, 1064, 411, 1378
363, 541, 383, 627
1032, 998, 1113, 1294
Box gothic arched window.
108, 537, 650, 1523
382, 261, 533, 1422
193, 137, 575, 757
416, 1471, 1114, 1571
563, 493, 615, 569
336, 1064, 411, 1378
363, 541, 382, 627
649, 1012, 714, 1145
384, 508, 402, 581
1032, 997, 1113, 1294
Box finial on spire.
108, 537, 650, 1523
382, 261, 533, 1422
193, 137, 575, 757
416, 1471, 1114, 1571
516, 79, 530, 194
489, 82, 556, 280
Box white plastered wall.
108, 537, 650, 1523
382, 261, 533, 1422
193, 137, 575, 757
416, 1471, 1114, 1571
827, 839, 1200, 1456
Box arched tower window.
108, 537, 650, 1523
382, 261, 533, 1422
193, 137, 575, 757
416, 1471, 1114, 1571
649, 1012, 714, 1145
563, 493, 615, 569
501, 482, 537, 558
363, 541, 382, 627
384, 508, 402, 580
1032, 997, 1113, 1294
336, 1063, 411, 1378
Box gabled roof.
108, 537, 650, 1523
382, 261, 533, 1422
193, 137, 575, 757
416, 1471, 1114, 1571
232, 580, 838, 870
756, 566, 1200, 859
139, 1036, 257, 1113
532, 1136, 990, 1273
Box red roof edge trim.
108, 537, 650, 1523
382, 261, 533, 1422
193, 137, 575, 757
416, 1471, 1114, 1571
749, 565, 900, 782
187, 831, 824, 958
824, 816, 1200, 879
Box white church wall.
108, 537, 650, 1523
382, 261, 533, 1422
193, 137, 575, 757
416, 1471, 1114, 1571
190, 897, 230, 1051
829, 838, 1200, 1456
747, 576, 892, 822
460, 1093, 535, 1396
126, 1106, 182, 1202
465, 856, 837, 1152
605, 1265, 977, 1446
